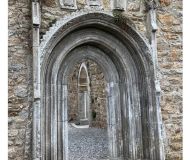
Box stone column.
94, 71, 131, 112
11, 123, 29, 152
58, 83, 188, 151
58, 85, 68, 160
32, 1, 41, 160
77, 63, 90, 125
78, 91, 89, 125
107, 82, 123, 159
119, 81, 143, 160
146, 1, 165, 159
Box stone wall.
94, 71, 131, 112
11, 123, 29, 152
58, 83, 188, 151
8, 0, 183, 159
157, 1, 183, 159
8, 0, 33, 159
121, 1, 183, 159
68, 64, 79, 122
68, 60, 107, 128
40, 0, 111, 37
88, 61, 107, 128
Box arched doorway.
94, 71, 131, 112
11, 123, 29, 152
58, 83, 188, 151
67, 60, 109, 159
32, 11, 165, 160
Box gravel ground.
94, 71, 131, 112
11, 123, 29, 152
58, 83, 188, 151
68, 124, 109, 160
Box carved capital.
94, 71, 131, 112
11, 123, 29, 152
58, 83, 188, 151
113, 0, 127, 11
32, 2, 40, 26
149, 9, 158, 32
60, 0, 77, 10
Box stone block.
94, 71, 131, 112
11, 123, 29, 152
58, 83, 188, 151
14, 85, 28, 98
43, 0, 56, 7
159, 0, 171, 6
113, 0, 127, 11
9, 130, 19, 137
158, 13, 175, 26
102, 0, 110, 9
127, 2, 140, 12
32, 2, 40, 26
59, 0, 77, 10
88, 0, 101, 6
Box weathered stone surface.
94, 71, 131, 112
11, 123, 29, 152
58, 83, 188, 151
8, 0, 33, 159
159, 0, 172, 6
42, 0, 56, 7
127, 2, 140, 12
102, 0, 110, 9
38, 12, 163, 159
8, 130, 19, 137
156, 1, 182, 158
8, 0, 182, 159
158, 14, 175, 26
77, 0, 86, 5
14, 85, 28, 98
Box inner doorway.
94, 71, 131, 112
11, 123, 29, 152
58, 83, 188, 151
68, 60, 109, 159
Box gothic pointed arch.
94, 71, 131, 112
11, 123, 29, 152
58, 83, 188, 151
77, 62, 90, 125
32, 10, 165, 160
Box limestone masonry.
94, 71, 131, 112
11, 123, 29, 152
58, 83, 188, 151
8, 0, 182, 160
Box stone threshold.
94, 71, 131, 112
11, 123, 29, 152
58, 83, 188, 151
70, 123, 89, 128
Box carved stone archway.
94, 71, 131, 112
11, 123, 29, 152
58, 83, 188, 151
32, 11, 165, 160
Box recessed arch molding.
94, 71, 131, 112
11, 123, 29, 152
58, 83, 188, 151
32, 10, 165, 160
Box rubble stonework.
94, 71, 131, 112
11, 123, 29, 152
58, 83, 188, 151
8, 0, 182, 160
8, 0, 33, 159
